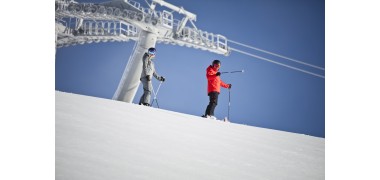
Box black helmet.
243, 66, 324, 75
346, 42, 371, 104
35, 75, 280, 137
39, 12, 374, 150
212, 60, 221, 65
148, 47, 156, 55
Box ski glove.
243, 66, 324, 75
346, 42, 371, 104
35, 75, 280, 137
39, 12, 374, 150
216, 72, 221, 76
145, 75, 151, 81
228, 84, 232, 89
160, 76, 165, 82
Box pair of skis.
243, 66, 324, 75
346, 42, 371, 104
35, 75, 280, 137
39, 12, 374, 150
202, 115, 230, 122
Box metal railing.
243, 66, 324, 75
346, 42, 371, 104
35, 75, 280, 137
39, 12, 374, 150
55, 0, 230, 55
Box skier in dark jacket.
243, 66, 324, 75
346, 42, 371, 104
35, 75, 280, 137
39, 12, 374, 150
203, 60, 231, 119
139, 47, 165, 106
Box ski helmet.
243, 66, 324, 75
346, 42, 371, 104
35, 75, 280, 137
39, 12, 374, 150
148, 47, 156, 55
212, 60, 221, 65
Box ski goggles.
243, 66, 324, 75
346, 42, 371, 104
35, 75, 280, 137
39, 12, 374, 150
148, 51, 156, 55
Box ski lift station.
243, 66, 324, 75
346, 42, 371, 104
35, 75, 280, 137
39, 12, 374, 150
56, 0, 230, 103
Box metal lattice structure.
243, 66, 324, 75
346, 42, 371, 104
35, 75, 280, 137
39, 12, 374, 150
56, 0, 230, 102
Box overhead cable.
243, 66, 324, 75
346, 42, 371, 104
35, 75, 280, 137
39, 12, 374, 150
229, 39, 324, 71
230, 47, 325, 79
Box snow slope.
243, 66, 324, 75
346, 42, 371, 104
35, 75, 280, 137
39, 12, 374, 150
56, 91, 324, 180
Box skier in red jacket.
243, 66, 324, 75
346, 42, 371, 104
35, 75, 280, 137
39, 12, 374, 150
203, 60, 231, 119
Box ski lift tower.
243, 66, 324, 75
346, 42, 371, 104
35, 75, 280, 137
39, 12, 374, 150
55, 0, 230, 103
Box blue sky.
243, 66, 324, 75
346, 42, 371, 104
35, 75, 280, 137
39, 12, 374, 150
56, 0, 325, 137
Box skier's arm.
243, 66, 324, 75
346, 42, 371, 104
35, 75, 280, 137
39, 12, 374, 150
142, 54, 149, 76
153, 71, 160, 80
153, 72, 165, 82
151, 61, 161, 80
220, 80, 230, 89
206, 67, 217, 80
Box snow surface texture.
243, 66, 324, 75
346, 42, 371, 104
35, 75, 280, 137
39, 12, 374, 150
56, 91, 324, 180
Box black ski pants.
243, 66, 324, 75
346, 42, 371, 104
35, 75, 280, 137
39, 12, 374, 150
205, 91, 219, 116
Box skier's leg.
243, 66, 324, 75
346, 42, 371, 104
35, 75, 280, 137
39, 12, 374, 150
139, 94, 144, 105
139, 80, 144, 105
143, 81, 153, 105
205, 104, 211, 116
205, 92, 213, 116
209, 92, 219, 116
204, 92, 218, 116
141, 79, 152, 105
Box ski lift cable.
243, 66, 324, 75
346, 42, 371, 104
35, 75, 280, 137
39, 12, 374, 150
229, 39, 325, 71
230, 47, 325, 79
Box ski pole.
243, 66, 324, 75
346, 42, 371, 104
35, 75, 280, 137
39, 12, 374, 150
151, 81, 163, 108
220, 69, 245, 74
228, 88, 231, 120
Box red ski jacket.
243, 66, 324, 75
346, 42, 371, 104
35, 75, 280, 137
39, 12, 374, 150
206, 65, 229, 94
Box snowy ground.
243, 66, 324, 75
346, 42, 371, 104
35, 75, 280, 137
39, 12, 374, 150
56, 91, 324, 180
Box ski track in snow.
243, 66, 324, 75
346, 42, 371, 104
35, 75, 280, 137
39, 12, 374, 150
56, 91, 324, 180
